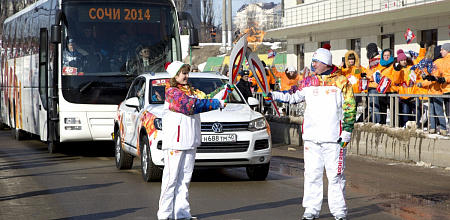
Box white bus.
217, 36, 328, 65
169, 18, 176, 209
1, 0, 198, 152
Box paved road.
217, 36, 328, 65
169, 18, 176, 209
0, 129, 448, 219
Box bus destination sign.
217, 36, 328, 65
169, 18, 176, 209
78, 7, 160, 23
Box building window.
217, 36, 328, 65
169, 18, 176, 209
421, 29, 438, 47
320, 41, 330, 49
381, 34, 394, 51
350, 38, 361, 58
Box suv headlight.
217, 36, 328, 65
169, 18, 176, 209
154, 118, 162, 130
248, 117, 267, 132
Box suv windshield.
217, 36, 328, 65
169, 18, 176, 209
61, 0, 179, 104
150, 77, 245, 104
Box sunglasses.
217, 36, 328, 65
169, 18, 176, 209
141, 50, 150, 53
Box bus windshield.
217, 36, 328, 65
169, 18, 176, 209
61, 0, 179, 104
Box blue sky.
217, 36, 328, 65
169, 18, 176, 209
213, 0, 281, 26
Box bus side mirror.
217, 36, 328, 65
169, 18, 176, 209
189, 28, 199, 46
178, 12, 199, 46
51, 25, 61, 44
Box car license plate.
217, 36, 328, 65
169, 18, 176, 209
202, 134, 236, 142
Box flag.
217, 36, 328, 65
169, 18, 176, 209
404, 28, 416, 44
268, 50, 276, 58
376, 76, 392, 94
245, 59, 249, 66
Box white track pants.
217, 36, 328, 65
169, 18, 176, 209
157, 149, 196, 220
302, 141, 347, 217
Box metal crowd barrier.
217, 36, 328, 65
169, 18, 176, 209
253, 92, 450, 133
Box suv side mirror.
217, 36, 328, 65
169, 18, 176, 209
125, 97, 140, 109
247, 97, 259, 106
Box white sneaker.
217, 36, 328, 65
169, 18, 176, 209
302, 213, 319, 220
334, 214, 347, 220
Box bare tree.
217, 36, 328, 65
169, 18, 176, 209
1, 0, 38, 33
201, 0, 214, 42
175, 0, 187, 12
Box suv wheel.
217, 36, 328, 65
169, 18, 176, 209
140, 134, 162, 182
246, 162, 270, 181
115, 129, 133, 169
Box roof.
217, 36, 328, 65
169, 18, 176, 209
237, 2, 279, 13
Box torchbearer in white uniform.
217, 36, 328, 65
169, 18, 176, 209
269, 48, 356, 220
157, 61, 228, 220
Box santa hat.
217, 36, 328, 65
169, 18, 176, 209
165, 61, 185, 77
396, 49, 407, 61
312, 48, 332, 66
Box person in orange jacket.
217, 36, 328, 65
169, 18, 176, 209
432, 43, 450, 135
339, 51, 366, 120
248, 62, 275, 93
415, 45, 446, 134
271, 66, 303, 91
394, 49, 421, 127
365, 43, 382, 123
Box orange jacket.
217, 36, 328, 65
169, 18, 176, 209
341, 50, 367, 94
271, 66, 302, 91
433, 54, 450, 94
249, 68, 275, 93
395, 64, 423, 99
365, 55, 381, 89
411, 47, 428, 99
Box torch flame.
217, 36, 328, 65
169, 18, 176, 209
235, 21, 266, 51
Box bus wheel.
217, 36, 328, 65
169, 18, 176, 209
13, 128, 25, 141
48, 141, 58, 154
140, 134, 162, 182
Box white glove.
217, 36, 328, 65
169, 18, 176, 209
219, 100, 227, 109
340, 130, 352, 143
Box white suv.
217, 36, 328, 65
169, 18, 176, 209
114, 72, 272, 181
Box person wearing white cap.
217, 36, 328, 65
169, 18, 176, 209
270, 65, 303, 91
158, 61, 228, 220
269, 48, 356, 220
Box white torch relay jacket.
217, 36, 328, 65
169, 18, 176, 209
271, 67, 356, 143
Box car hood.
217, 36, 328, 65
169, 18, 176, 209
145, 104, 263, 122
200, 104, 263, 122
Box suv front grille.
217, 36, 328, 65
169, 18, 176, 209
197, 141, 250, 153
201, 122, 249, 132
156, 140, 250, 153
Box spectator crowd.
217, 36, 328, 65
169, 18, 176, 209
229, 41, 450, 135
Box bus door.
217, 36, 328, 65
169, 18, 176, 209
38, 28, 49, 141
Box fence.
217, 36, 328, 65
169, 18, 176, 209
254, 92, 450, 133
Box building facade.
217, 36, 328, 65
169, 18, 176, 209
234, 2, 282, 32
265, 0, 450, 71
